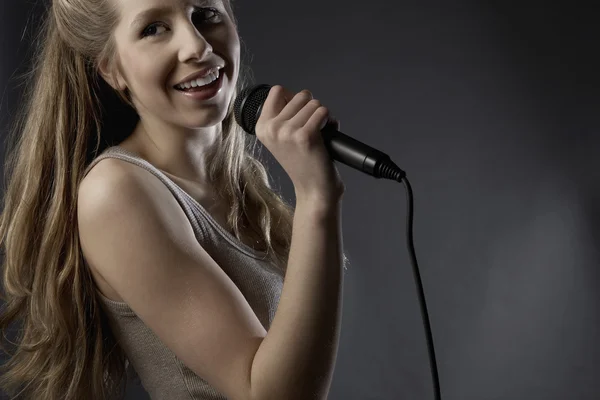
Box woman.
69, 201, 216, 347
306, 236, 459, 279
0, 0, 349, 399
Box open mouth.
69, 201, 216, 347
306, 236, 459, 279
173, 68, 223, 92
172, 68, 225, 101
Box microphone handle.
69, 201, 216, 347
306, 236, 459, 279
321, 125, 392, 179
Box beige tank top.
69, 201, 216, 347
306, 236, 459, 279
82, 145, 285, 399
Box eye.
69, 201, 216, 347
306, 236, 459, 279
192, 7, 222, 25
141, 23, 167, 38
141, 8, 223, 39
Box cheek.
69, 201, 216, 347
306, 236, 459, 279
232, 41, 241, 69
230, 29, 241, 59
224, 32, 241, 78
211, 24, 240, 62
123, 52, 170, 91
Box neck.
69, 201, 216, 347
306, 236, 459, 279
126, 119, 222, 186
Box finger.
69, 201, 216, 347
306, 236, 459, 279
288, 99, 322, 129
278, 90, 314, 121
304, 105, 330, 134
279, 86, 296, 103
258, 85, 289, 121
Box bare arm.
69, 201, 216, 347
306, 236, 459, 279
79, 158, 344, 400
250, 198, 345, 400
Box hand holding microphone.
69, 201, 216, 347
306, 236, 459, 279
234, 84, 405, 184
253, 85, 345, 204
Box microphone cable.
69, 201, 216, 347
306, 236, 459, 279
377, 159, 441, 400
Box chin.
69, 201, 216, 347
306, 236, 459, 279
182, 111, 229, 129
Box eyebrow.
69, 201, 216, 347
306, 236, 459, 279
130, 1, 214, 30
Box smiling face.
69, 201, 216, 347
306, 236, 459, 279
102, 0, 240, 129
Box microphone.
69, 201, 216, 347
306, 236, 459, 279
233, 84, 406, 182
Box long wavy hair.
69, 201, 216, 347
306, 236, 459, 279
0, 0, 349, 399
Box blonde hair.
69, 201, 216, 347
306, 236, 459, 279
0, 0, 349, 398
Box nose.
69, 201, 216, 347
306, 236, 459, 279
176, 18, 213, 62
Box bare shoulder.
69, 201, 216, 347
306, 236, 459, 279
77, 156, 189, 243
77, 157, 161, 301
78, 156, 162, 211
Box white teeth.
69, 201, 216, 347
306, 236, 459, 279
176, 70, 220, 90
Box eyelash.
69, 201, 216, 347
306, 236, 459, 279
141, 7, 222, 38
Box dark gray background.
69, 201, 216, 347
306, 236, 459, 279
1, 1, 599, 399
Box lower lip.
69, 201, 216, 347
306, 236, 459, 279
174, 70, 224, 101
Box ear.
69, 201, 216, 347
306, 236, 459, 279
98, 57, 127, 92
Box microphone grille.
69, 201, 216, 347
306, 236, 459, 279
233, 84, 272, 135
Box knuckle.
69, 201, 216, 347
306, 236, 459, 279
260, 119, 277, 139
281, 125, 295, 137
297, 90, 313, 101
274, 119, 293, 136
295, 131, 314, 146
301, 125, 320, 139
272, 85, 287, 99
310, 99, 322, 107
270, 118, 284, 133
268, 85, 281, 98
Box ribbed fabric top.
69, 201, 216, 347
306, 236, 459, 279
81, 146, 285, 399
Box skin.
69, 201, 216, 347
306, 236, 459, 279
84, 2, 345, 397
99, 0, 240, 188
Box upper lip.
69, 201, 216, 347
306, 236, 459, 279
174, 65, 224, 87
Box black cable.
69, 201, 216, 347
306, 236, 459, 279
377, 158, 441, 399
400, 175, 441, 400
378, 158, 440, 399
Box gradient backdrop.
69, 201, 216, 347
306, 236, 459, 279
1, 1, 599, 399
